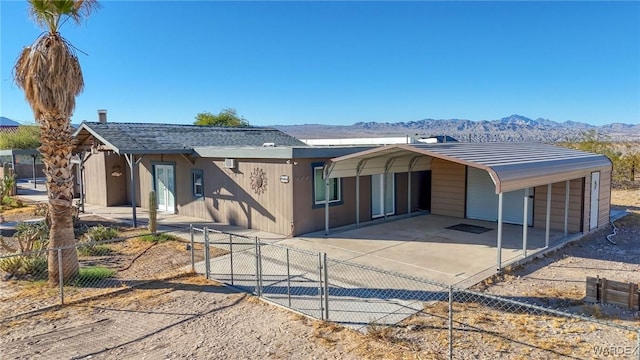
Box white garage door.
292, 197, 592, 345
466, 167, 533, 225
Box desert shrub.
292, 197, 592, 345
22, 256, 47, 279
0, 255, 24, 277
85, 225, 119, 242
14, 221, 49, 253
77, 225, 118, 256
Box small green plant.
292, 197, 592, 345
0, 173, 16, 199
139, 233, 176, 243
70, 266, 116, 285
77, 243, 112, 257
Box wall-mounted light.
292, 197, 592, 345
280, 175, 290, 183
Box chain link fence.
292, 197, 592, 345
192, 225, 640, 359
0, 227, 196, 320
1, 223, 638, 359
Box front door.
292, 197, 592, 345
154, 164, 175, 213
371, 173, 395, 218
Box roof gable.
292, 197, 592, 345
73, 122, 307, 154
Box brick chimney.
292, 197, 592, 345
98, 109, 107, 123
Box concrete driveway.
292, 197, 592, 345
276, 214, 569, 287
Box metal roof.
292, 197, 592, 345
327, 142, 612, 193
73, 122, 307, 155
193, 145, 374, 159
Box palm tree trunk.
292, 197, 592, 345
40, 113, 79, 285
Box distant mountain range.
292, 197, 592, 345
2, 115, 638, 142
273, 115, 640, 142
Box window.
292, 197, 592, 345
313, 166, 341, 205
192, 169, 204, 198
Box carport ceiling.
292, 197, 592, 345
327, 142, 612, 194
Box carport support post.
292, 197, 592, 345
522, 188, 529, 258
382, 171, 387, 221
356, 172, 360, 228
564, 180, 570, 238
124, 153, 143, 228
545, 183, 552, 248
497, 192, 504, 271
407, 168, 412, 216
355, 159, 367, 228
324, 178, 330, 235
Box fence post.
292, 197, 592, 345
286, 248, 291, 308
57, 249, 64, 305
189, 224, 195, 273
254, 236, 261, 296
448, 286, 453, 360
204, 227, 210, 280
318, 253, 324, 320
229, 234, 234, 285
636, 330, 639, 360
323, 253, 329, 321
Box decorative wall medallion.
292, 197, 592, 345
250, 168, 267, 195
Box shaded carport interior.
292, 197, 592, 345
319, 142, 612, 273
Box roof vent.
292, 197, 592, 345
262, 142, 275, 147
224, 158, 236, 168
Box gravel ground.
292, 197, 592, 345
0, 276, 361, 360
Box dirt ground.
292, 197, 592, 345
1, 189, 639, 359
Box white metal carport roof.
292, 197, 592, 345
326, 142, 612, 193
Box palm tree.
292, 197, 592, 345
13, 0, 100, 285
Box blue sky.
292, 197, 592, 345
1, 1, 639, 126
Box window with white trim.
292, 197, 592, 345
313, 166, 340, 204
192, 169, 204, 199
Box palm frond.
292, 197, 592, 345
28, 0, 101, 32
13, 33, 84, 120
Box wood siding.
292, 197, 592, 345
582, 169, 612, 233
83, 153, 108, 206
598, 170, 611, 229
137, 155, 295, 236
533, 179, 583, 233
83, 153, 129, 206
431, 158, 465, 218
